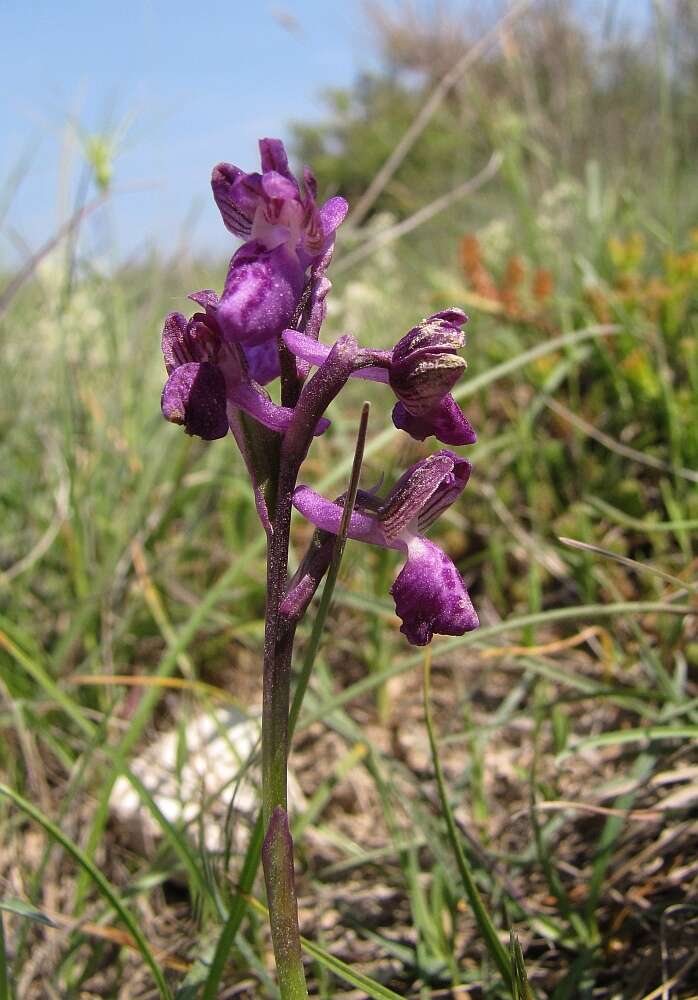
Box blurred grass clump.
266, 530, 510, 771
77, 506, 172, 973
1, 2, 697, 998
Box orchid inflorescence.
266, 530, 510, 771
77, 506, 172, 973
161, 137, 479, 647
159, 137, 479, 998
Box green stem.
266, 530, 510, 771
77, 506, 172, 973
260, 485, 308, 999
263, 807, 308, 1000
260, 349, 367, 997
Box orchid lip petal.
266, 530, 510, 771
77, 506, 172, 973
161, 362, 229, 440
390, 537, 479, 645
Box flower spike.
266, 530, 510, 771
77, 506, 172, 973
211, 139, 348, 350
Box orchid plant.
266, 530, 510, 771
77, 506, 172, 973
160, 138, 479, 998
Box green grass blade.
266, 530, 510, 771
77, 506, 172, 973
201, 813, 264, 1000
559, 536, 697, 593
586, 496, 698, 534
0, 899, 57, 928
0, 782, 172, 999
300, 601, 694, 729
289, 401, 370, 735
124, 769, 214, 907
299, 936, 404, 1000
560, 725, 698, 757
75, 540, 264, 909
0, 622, 94, 738
244, 894, 404, 1000
0, 913, 9, 1000
422, 651, 515, 994
510, 931, 534, 999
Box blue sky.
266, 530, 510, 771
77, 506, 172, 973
1, 1, 366, 262
1, 1, 651, 264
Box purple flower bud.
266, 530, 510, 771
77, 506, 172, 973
389, 310, 467, 415
391, 538, 479, 645
388, 310, 476, 445
161, 362, 229, 440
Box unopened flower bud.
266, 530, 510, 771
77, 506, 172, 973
389, 310, 467, 416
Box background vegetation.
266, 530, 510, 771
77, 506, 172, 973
1, 1, 697, 997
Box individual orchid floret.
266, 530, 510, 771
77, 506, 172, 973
161, 310, 229, 440
292, 450, 479, 645
160, 292, 329, 441
211, 139, 348, 348
389, 309, 476, 445
191, 288, 283, 387
282, 309, 476, 446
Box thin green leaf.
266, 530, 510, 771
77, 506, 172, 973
586, 496, 698, 533
422, 650, 515, 994
201, 814, 264, 1000
510, 931, 535, 1000
0, 783, 172, 999
124, 769, 214, 908
559, 536, 697, 593
289, 401, 370, 735
0, 622, 93, 738
560, 725, 698, 758
0, 914, 9, 1000
300, 601, 694, 730
0, 898, 58, 928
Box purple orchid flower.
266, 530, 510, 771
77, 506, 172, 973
283, 309, 477, 446
157, 135, 486, 998
160, 291, 329, 440
292, 450, 479, 645
210, 138, 348, 353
